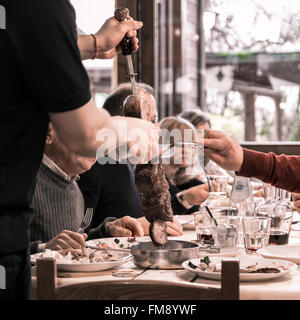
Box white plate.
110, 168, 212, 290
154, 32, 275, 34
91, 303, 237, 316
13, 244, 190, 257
86, 236, 150, 251
182, 256, 297, 282
258, 245, 300, 264
175, 215, 195, 230
31, 251, 132, 272
198, 247, 240, 258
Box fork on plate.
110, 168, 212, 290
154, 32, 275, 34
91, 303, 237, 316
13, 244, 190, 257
77, 208, 94, 234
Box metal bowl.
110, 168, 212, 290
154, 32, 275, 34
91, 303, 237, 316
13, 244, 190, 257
131, 240, 199, 269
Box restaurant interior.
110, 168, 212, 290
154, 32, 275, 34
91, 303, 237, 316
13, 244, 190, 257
2, 0, 300, 305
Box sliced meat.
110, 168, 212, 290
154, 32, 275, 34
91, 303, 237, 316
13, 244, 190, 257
122, 92, 174, 247
149, 220, 168, 247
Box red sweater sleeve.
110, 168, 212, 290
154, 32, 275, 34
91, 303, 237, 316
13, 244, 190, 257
239, 148, 300, 193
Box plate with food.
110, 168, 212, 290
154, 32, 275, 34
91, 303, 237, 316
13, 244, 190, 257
86, 236, 150, 252
258, 245, 300, 265
31, 248, 132, 272
182, 255, 297, 282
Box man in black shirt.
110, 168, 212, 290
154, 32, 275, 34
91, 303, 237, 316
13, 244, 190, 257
0, 1, 158, 300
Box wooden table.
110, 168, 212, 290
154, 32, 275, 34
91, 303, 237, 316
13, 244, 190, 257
31, 217, 300, 300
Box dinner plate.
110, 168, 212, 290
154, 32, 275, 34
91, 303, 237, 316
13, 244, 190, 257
31, 251, 132, 272
182, 256, 297, 282
86, 236, 150, 251
198, 247, 240, 258
175, 215, 195, 230
258, 245, 300, 264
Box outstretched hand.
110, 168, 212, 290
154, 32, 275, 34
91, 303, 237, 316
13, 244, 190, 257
204, 130, 244, 172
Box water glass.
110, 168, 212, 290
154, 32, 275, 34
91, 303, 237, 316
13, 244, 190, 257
212, 216, 238, 248
242, 217, 271, 254
207, 175, 229, 194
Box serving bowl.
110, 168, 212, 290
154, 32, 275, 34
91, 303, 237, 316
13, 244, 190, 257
131, 240, 199, 269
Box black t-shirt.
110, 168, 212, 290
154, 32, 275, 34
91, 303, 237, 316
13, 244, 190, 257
78, 162, 143, 227
0, 0, 91, 254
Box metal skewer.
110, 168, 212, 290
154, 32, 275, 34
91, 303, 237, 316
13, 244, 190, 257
125, 55, 137, 95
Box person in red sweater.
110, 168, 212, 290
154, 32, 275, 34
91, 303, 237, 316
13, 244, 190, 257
204, 130, 300, 193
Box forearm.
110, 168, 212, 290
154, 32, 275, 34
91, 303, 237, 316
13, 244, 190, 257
78, 35, 95, 60
239, 148, 300, 193
50, 100, 118, 158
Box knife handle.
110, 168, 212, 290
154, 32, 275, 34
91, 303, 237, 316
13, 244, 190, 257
114, 8, 133, 56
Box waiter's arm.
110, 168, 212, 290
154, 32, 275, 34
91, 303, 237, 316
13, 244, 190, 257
50, 99, 160, 160
49, 99, 115, 157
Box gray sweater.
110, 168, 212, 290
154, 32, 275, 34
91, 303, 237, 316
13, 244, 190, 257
30, 162, 116, 254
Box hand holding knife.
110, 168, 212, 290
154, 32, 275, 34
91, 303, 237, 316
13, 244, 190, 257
114, 8, 138, 95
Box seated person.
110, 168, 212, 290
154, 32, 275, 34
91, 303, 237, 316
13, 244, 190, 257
30, 124, 144, 254
180, 109, 263, 197
78, 83, 183, 237
159, 116, 215, 215
179, 109, 230, 183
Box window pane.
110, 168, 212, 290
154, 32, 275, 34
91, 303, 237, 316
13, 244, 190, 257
206, 0, 300, 142
70, 0, 115, 108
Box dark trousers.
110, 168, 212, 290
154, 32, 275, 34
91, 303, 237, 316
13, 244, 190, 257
0, 249, 31, 300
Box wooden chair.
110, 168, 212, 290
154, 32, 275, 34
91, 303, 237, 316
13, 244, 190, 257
36, 258, 240, 300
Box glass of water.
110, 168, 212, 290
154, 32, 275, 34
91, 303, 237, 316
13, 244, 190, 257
212, 216, 238, 248
242, 217, 271, 254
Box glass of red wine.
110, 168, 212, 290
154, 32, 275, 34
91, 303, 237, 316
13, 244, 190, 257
193, 209, 214, 245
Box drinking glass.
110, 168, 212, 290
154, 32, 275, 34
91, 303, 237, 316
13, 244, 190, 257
202, 175, 230, 215
212, 216, 238, 248
242, 217, 271, 254
281, 189, 292, 205
207, 175, 229, 194
268, 205, 293, 245
256, 184, 277, 217
193, 209, 214, 244
256, 187, 293, 245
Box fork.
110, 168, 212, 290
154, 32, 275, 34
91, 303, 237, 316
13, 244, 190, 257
77, 208, 94, 234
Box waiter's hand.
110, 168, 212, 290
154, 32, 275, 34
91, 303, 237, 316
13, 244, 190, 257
106, 216, 144, 237
94, 16, 143, 59
204, 130, 244, 172
45, 230, 87, 251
